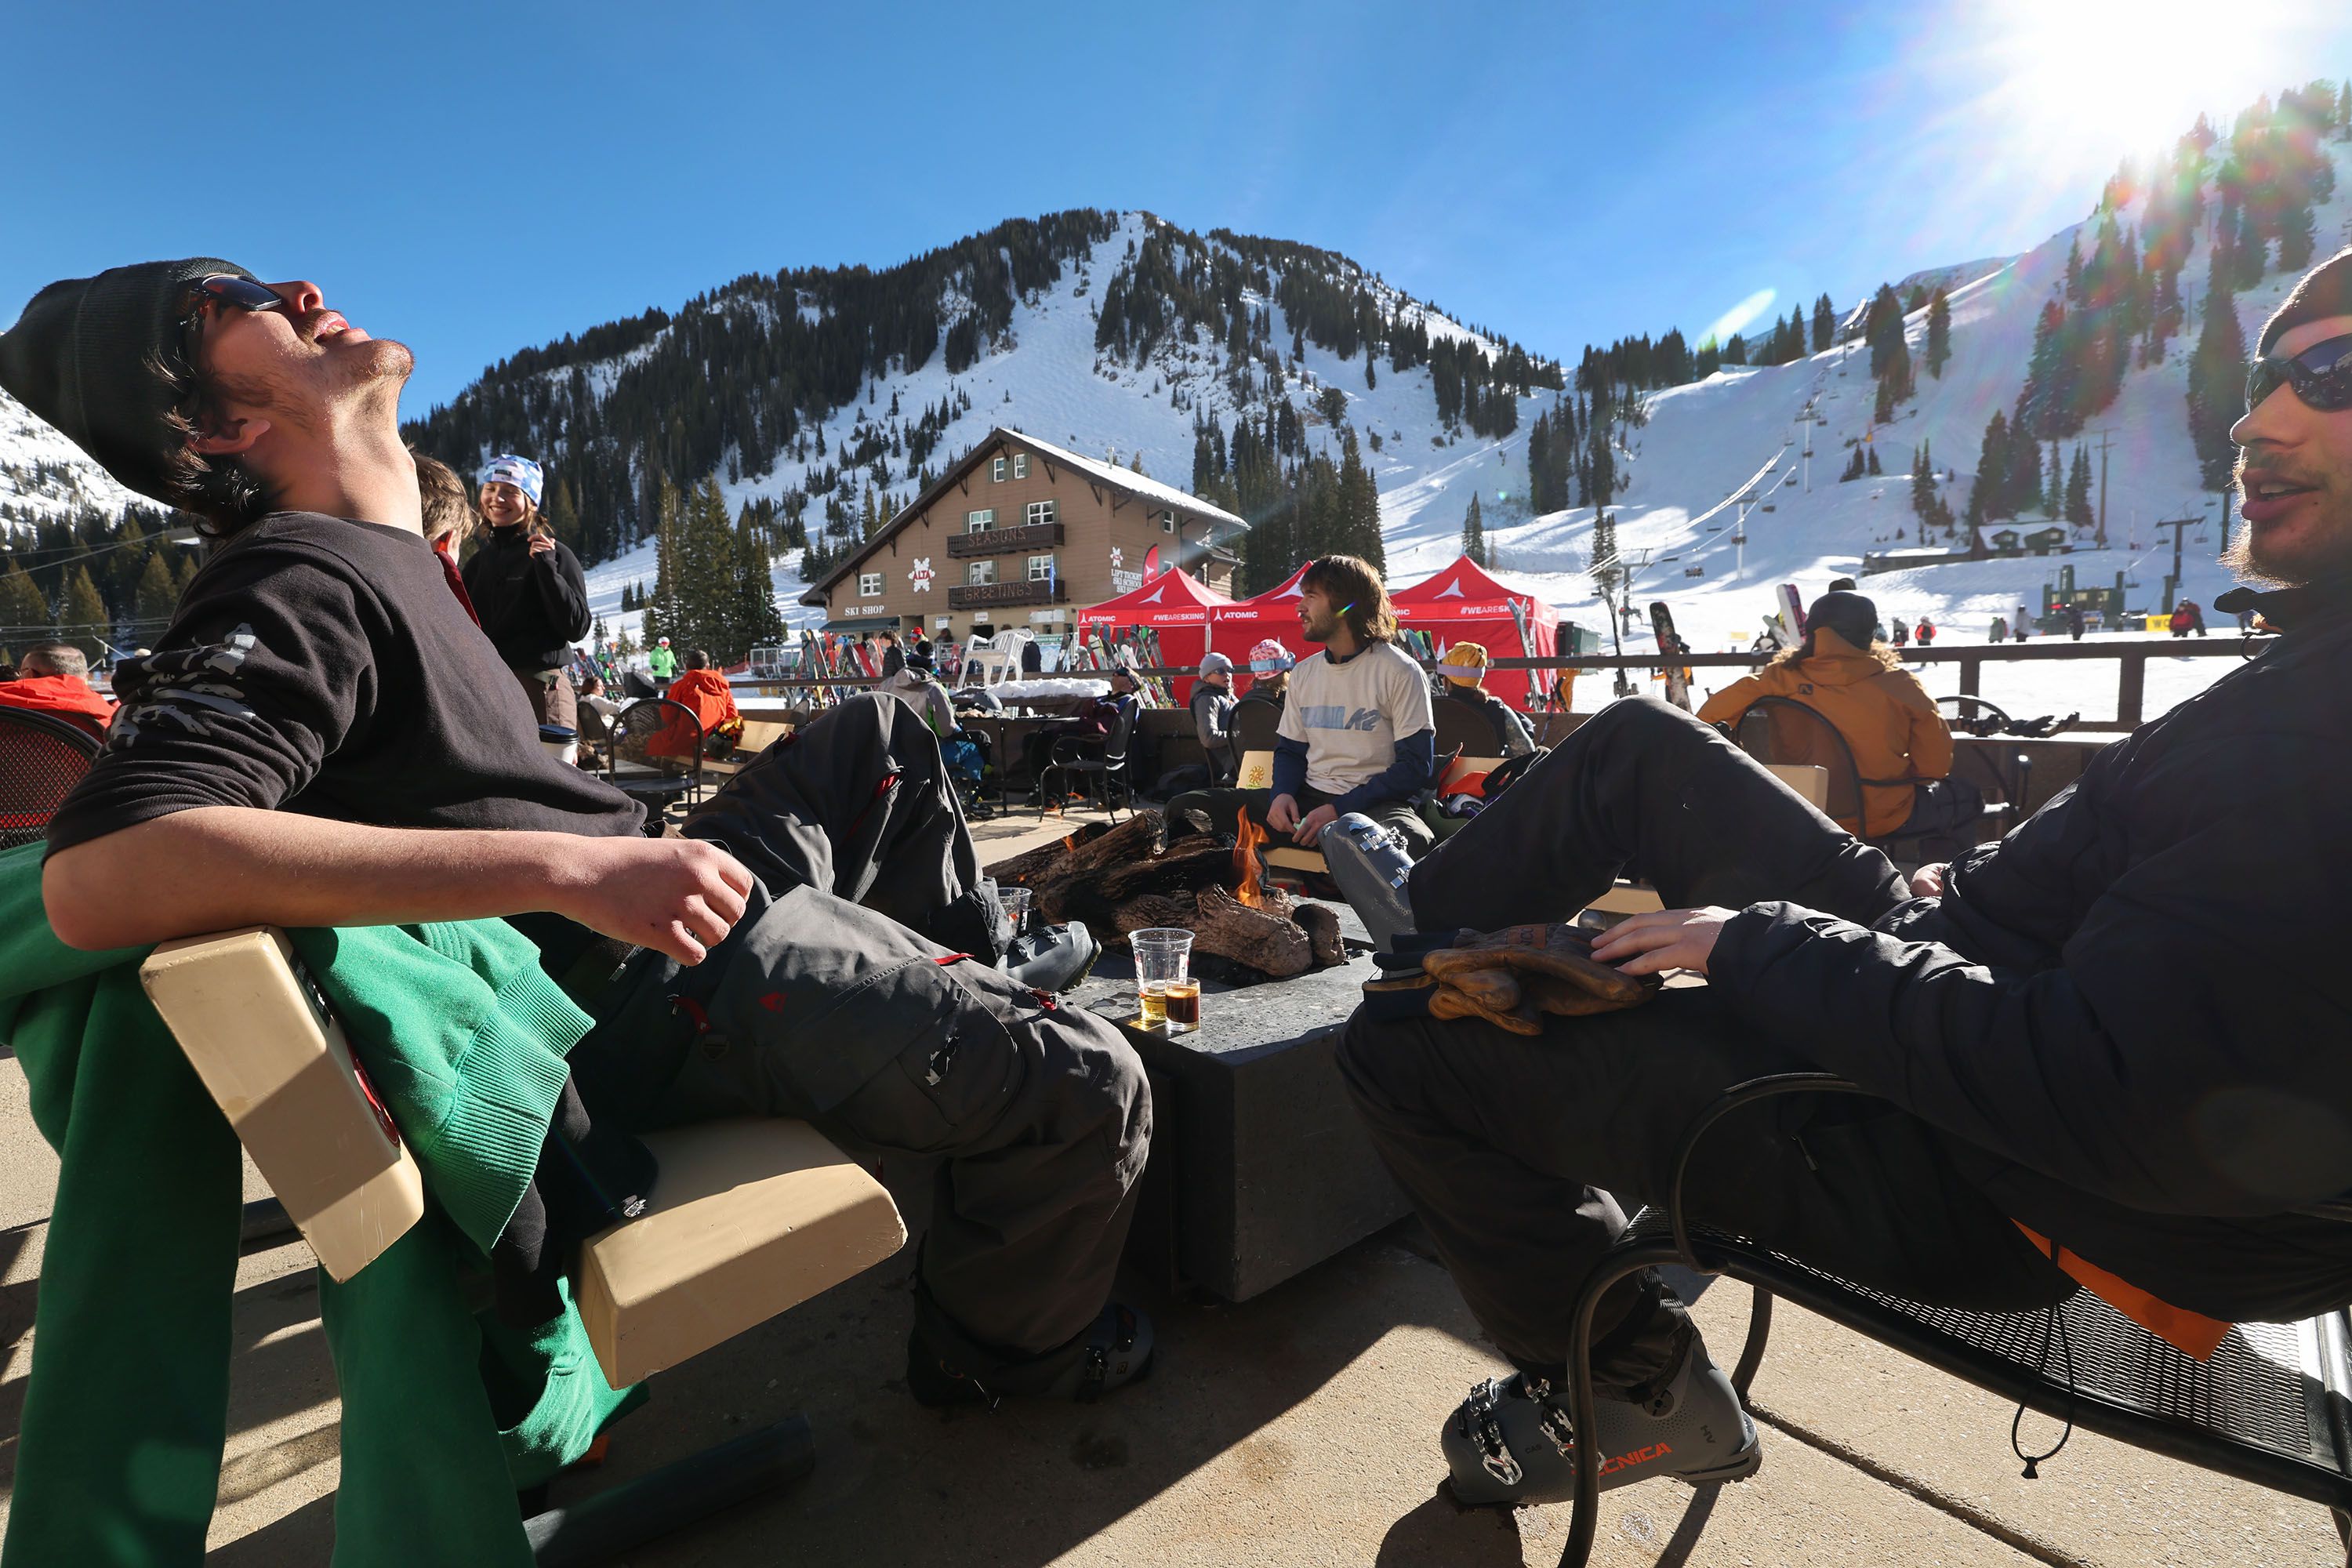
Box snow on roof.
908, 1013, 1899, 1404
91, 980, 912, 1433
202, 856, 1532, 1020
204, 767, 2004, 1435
1013, 430, 1247, 531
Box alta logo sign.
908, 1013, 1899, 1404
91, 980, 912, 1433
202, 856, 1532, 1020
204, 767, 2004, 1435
1595, 1441, 1673, 1477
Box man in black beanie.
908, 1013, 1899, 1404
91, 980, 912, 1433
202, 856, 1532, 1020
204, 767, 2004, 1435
4, 257, 1156, 1547
1341, 244, 2352, 1513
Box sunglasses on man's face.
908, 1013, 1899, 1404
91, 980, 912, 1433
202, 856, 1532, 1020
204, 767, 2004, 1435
2245, 332, 2352, 416
176, 274, 288, 365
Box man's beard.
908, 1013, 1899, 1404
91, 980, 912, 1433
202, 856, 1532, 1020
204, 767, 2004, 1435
2224, 475, 2352, 588
1300, 612, 1335, 643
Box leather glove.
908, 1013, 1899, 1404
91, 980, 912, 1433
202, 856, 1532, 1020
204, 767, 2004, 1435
1422, 924, 1659, 1015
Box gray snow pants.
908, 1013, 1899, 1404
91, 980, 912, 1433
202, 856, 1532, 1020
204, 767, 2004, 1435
577, 695, 1152, 1363
1339, 699, 2073, 1389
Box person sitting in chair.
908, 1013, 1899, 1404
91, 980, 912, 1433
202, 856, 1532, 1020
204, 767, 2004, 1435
4, 258, 1157, 1517
1339, 247, 2352, 1516
1163, 556, 1434, 855
650, 648, 744, 760
1191, 651, 1238, 785
1696, 590, 1977, 840
0, 641, 117, 742
1432, 642, 1535, 759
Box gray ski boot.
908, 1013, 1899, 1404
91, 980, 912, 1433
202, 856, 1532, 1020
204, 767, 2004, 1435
1440, 1333, 1761, 1508
1317, 812, 1416, 950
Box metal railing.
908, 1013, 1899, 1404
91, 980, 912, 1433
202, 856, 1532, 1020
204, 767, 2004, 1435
731, 637, 2259, 731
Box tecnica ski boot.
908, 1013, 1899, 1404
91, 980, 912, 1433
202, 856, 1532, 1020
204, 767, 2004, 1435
1440, 1334, 1760, 1508
1318, 812, 1416, 950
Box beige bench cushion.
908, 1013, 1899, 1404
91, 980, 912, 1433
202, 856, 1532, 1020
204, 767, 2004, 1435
577, 1119, 907, 1386
140, 927, 426, 1282
1765, 761, 1829, 809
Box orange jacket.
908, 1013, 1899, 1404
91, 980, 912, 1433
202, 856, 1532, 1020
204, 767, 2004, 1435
0, 673, 114, 741
650, 668, 741, 757
1697, 630, 1952, 836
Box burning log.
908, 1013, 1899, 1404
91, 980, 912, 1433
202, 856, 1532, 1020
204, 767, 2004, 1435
1113, 887, 1312, 979
1294, 904, 1346, 968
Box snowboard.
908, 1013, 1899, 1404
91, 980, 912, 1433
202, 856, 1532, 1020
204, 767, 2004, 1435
1776, 583, 1807, 640
1648, 601, 1693, 711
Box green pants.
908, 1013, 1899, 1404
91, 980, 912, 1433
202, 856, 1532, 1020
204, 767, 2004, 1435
3, 964, 627, 1567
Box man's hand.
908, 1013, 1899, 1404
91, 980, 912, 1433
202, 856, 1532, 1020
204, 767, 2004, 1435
552, 836, 753, 965
1293, 802, 1339, 845
528, 533, 556, 557
1266, 793, 1301, 833
1588, 906, 1738, 978
1909, 862, 1949, 897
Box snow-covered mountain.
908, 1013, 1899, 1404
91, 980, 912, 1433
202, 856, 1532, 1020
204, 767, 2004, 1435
9, 147, 2350, 728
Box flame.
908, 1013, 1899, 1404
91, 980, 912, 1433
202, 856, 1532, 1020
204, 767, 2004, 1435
1232, 809, 1269, 909
1062, 833, 1079, 853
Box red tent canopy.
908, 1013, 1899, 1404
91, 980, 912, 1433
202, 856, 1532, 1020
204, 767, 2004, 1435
1389, 556, 1560, 708
1207, 561, 1312, 670
1078, 569, 1236, 702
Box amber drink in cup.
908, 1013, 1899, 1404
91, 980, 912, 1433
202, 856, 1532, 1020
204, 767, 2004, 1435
1132, 928, 1194, 1032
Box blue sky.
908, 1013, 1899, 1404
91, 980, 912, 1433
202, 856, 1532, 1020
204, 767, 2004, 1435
5, 1, 2345, 412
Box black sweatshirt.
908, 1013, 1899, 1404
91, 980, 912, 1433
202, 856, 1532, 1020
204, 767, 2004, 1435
48, 512, 642, 854
1710, 576, 2352, 1323
460, 523, 593, 672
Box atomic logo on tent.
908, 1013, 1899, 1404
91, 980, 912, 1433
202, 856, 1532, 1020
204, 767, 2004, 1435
1435, 579, 1466, 598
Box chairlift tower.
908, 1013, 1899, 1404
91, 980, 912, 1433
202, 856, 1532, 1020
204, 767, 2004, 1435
2151, 510, 2208, 613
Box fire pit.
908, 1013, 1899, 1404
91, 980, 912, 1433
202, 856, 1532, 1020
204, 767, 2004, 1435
984, 811, 1345, 981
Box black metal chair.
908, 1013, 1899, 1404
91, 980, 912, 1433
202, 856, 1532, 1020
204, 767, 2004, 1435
1730, 695, 1998, 863
1036, 702, 1136, 822
606, 699, 702, 834
1232, 695, 1283, 757
1552, 1073, 2352, 1567
0, 706, 104, 852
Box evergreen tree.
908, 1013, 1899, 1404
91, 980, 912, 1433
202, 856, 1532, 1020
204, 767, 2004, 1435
1925, 287, 1951, 378
1810, 293, 1836, 354
171, 553, 201, 604
545, 477, 582, 556
1866, 446, 1883, 477
1966, 410, 2010, 524
1337, 429, 1384, 572
59, 565, 109, 662
727, 507, 786, 661
0, 561, 47, 642
2234, 201, 2266, 289
1909, 438, 1940, 528
2065, 445, 2094, 527
2044, 441, 2063, 518
132, 550, 180, 628
2279, 201, 2318, 270
1874, 375, 1896, 425
1588, 510, 1620, 611
1460, 492, 1486, 566
642, 477, 687, 651
2185, 256, 2249, 491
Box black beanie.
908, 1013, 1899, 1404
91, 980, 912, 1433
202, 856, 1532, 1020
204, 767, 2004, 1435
2258, 245, 2352, 354
1806, 590, 1878, 648
0, 257, 258, 507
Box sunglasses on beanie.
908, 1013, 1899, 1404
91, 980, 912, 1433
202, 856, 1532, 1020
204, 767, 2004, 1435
2245, 332, 2352, 416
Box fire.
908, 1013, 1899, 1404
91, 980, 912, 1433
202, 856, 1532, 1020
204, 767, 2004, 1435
1062, 833, 1080, 853
1232, 809, 1269, 909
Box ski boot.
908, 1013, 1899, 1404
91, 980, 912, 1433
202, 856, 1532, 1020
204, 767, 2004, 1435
1317, 812, 1416, 950
1440, 1334, 1760, 1508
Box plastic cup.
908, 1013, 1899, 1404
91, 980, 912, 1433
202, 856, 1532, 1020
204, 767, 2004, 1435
1131, 927, 1196, 1033
1000, 885, 1032, 931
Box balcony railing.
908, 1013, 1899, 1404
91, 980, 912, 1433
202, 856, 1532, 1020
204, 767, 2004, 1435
946, 521, 1064, 558
948, 579, 1071, 611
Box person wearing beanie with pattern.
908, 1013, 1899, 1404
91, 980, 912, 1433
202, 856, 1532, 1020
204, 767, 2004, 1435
460, 452, 592, 734
1432, 642, 1535, 758
8, 260, 1156, 1497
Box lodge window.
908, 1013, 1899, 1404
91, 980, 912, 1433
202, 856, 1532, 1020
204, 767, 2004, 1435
1025, 499, 1057, 528
1160, 510, 1178, 533
858, 572, 884, 597
991, 457, 1006, 481
967, 509, 995, 532
1028, 554, 1056, 582
1013, 453, 1029, 478
967, 559, 996, 586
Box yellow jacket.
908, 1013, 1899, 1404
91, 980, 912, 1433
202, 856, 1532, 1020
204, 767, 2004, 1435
1697, 630, 1952, 836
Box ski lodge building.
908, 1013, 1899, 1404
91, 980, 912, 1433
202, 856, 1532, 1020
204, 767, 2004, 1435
800, 427, 1249, 643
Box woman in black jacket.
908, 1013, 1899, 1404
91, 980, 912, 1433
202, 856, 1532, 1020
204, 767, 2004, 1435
460, 454, 592, 733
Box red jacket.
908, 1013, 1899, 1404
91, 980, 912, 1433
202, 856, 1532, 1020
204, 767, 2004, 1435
651, 668, 742, 757
0, 673, 114, 741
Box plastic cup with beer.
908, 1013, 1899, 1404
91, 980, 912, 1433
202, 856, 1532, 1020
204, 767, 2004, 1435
1131, 927, 1200, 1033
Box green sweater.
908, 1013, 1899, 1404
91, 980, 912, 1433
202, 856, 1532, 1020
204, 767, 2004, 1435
0, 843, 638, 1566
